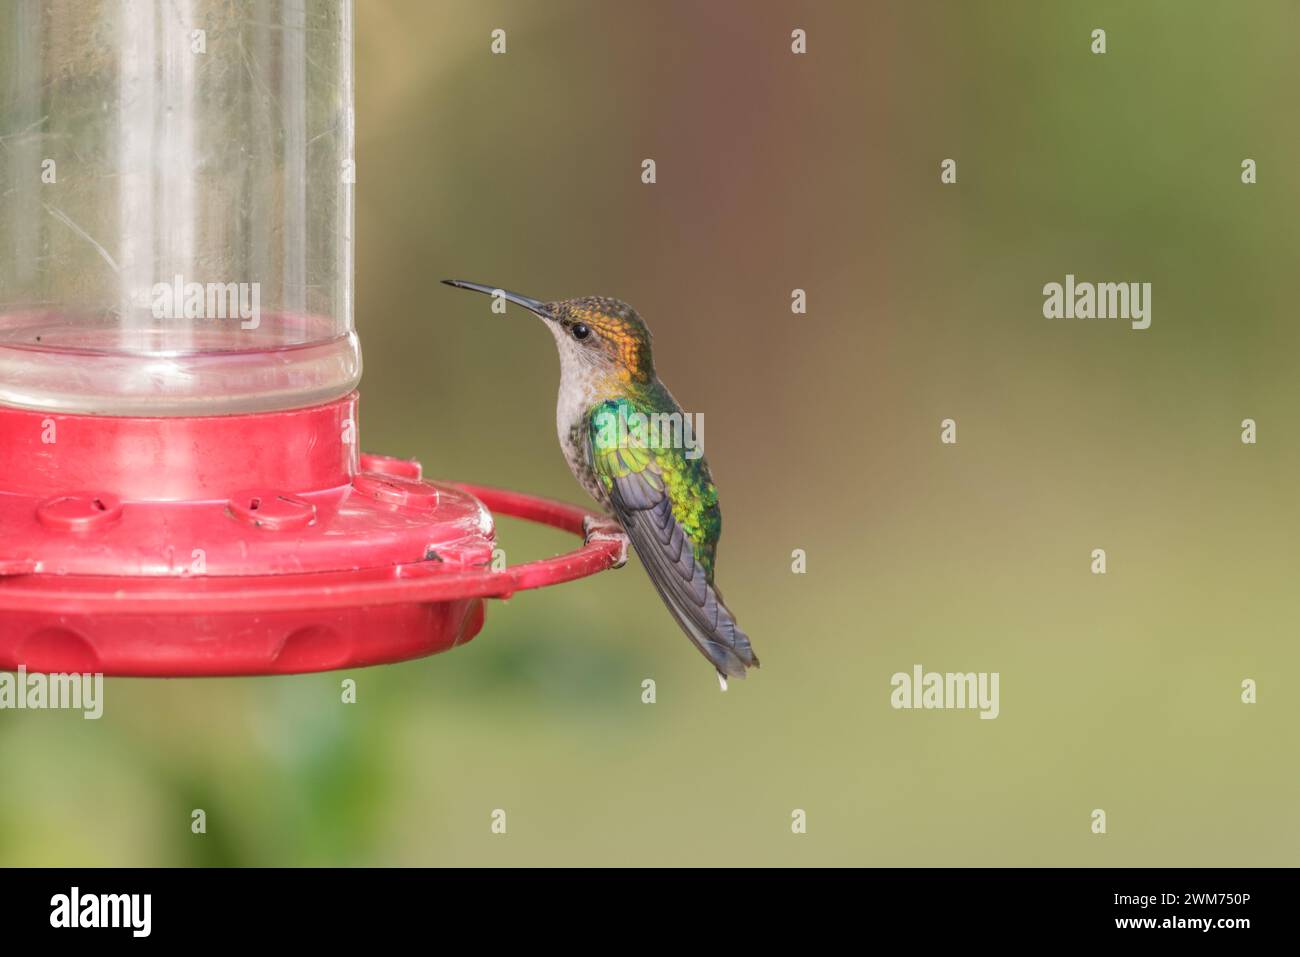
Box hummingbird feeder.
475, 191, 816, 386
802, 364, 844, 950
0, 1, 625, 676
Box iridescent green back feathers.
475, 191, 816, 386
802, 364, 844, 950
588, 395, 720, 579
586, 392, 755, 679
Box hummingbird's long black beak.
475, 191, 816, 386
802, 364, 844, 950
441, 279, 553, 320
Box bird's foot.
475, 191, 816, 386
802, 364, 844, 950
583, 514, 629, 568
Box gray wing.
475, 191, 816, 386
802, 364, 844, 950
600, 452, 759, 679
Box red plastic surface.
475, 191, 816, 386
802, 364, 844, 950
0, 397, 627, 676
0, 397, 495, 577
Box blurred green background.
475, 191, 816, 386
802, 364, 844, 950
3, 0, 1300, 866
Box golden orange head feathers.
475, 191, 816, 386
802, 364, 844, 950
546, 296, 655, 383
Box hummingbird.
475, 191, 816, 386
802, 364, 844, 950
442, 280, 759, 686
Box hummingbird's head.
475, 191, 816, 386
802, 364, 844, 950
442, 281, 655, 384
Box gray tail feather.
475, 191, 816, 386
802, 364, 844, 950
657, 576, 759, 679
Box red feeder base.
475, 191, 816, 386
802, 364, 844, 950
0, 394, 626, 676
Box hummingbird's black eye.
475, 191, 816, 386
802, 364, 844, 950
571, 322, 591, 341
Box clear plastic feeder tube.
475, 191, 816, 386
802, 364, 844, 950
0, 0, 359, 415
